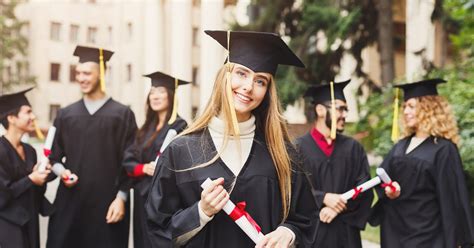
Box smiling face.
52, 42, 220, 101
230, 64, 271, 121
7, 105, 36, 133
403, 98, 418, 129
75, 62, 101, 95
148, 86, 170, 113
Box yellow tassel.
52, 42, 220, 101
391, 88, 400, 142
34, 120, 45, 140
225, 30, 240, 137
99, 48, 106, 93
168, 78, 179, 125
330, 81, 337, 140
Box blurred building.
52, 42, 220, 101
15, 0, 242, 129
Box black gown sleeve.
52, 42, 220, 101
122, 137, 141, 175
117, 109, 138, 192
145, 146, 201, 247
434, 143, 474, 247
341, 144, 374, 229
47, 109, 65, 181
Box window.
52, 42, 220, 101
126, 64, 132, 82
107, 26, 113, 44
70, 24, 79, 42
87, 27, 97, 44
127, 22, 133, 42
192, 67, 199, 85
50, 22, 61, 41
49, 104, 61, 121
69, 64, 76, 82
50, 63, 60, 82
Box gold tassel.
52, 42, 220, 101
391, 88, 400, 142
99, 48, 106, 93
330, 81, 337, 139
168, 78, 179, 125
34, 120, 45, 140
225, 30, 240, 137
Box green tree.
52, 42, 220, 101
0, 0, 34, 94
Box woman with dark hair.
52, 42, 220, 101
370, 78, 474, 248
123, 72, 189, 248
145, 30, 317, 248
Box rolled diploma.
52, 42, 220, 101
341, 176, 381, 201
38, 126, 56, 172
200, 178, 265, 244
376, 168, 392, 184
153, 129, 178, 165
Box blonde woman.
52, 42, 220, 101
370, 79, 474, 248
146, 31, 317, 247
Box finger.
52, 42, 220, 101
210, 189, 227, 206
214, 192, 229, 211
32, 164, 38, 171
255, 236, 270, 248
205, 185, 225, 202
106, 207, 113, 222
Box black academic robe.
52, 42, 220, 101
296, 133, 373, 248
145, 129, 318, 248
369, 136, 474, 248
123, 116, 187, 248
46, 98, 137, 248
0, 136, 52, 248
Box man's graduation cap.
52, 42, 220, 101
143, 71, 191, 124
304, 79, 351, 140
0, 88, 44, 139
205, 30, 305, 136
390, 78, 446, 142
304, 79, 351, 104
73, 45, 114, 93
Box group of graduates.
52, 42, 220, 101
1, 30, 473, 248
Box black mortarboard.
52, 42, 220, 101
144, 71, 191, 89
73, 45, 114, 64
394, 78, 446, 101
205, 30, 305, 75
304, 79, 351, 104
0, 88, 33, 118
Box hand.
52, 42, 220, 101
255, 226, 294, 248
143, 162, 156, 176
200, 177, 229, 217
29, 164, 51, 186
106, 197, 125, 224
319, 206, 338, 224
323, 193, 347, 213
61, 169, 79, 188
385, 181, 401, 199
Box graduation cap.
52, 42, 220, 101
143, 71, 191, 124
390, 78, 447, 142
73, 45, 114, 93
205, 30, 305, 137
0, 88, 33, 118
304, 79, 351, 104
0, 88, 44, 139
204, 30, 305, 76
393, 78, 446, 101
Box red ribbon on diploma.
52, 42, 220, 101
381, 181, 396, 192
229, 201, 262, 233
352, 187, 363, 200
43, 149, 51, 157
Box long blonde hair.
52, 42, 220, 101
403, 95, 460, 145
180, 63, 293, 220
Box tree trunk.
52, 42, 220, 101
377, 0, 395, 85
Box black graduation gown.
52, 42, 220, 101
46, 98, 137, 248
295, 133, 373, 248
123, 116, 187, 248
145, 129, 318, 247
0, 136, 52, 248
369, 136, 474, 248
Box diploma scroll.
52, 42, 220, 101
201, 178, 265, 244
38, 127, 56, 172
341, 168, 392, 201
153, 129, 178, 165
